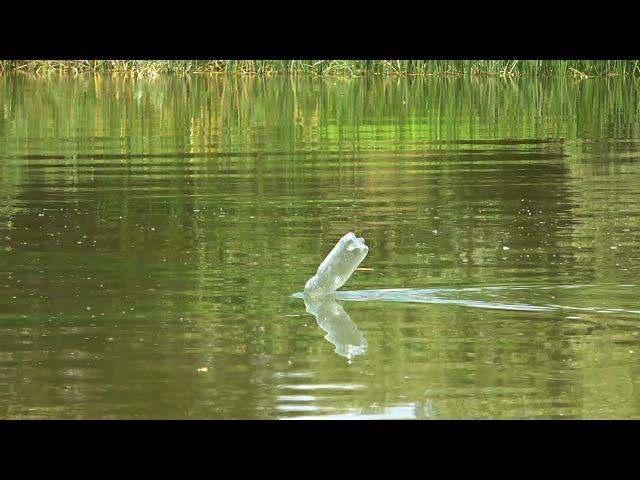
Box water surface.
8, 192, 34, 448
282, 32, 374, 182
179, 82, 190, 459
1, 75, 640, 419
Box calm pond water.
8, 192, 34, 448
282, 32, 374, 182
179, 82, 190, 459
1, 74, 640, 419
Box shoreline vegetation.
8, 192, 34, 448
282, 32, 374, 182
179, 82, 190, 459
1, 60, 640, 77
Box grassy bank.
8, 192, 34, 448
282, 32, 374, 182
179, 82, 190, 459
1, 60, 639, 77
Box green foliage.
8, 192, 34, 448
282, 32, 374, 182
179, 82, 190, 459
1, 60, 640, 77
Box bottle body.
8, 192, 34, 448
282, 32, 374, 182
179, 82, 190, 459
304, 232, 368, 298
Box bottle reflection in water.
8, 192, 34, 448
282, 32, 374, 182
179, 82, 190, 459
304, 296, 367, 360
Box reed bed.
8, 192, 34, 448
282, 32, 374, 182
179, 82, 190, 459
1, 60, 639, 77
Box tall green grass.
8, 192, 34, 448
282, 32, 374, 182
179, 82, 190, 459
1, 60, 639, 77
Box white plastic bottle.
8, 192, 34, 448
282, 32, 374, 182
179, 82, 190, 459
304, 232, 368, 298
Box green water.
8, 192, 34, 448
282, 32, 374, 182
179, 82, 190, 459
1, 74, 640, 419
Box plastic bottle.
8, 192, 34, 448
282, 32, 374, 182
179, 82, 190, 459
304, 232, 368, 298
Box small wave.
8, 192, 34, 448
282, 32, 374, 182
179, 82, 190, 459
292, 284, 640, 314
